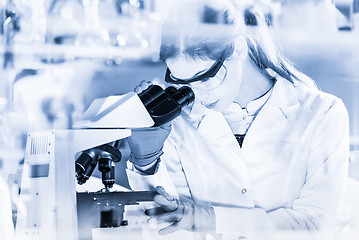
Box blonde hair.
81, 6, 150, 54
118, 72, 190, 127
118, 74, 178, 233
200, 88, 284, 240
160, 0, 317, 88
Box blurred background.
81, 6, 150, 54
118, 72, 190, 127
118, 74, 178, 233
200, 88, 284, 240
0, 0, 358, 234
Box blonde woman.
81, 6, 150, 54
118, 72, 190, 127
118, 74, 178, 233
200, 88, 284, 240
126, 0, 349, 239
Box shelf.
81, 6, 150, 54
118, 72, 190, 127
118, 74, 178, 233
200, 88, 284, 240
0, 43, 160, 64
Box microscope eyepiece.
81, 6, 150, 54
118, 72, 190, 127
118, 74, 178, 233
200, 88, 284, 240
138, 85, 195, 126
164, 86, 177, 95
137, 85, 164, 107
171, 86, 195, 107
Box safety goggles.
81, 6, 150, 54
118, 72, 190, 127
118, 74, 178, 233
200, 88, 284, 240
165, 52, 227, 85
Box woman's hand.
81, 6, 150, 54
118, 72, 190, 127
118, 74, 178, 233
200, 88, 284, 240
145, 186, 216, 235
127, 80, 171, 173
127, 123, 171, 169
134, 80, 153, 94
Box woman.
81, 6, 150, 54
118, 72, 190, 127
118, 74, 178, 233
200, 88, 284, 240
126, 0, 349, 239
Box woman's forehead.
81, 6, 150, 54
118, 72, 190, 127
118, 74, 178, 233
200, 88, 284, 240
166, 56, 216, 79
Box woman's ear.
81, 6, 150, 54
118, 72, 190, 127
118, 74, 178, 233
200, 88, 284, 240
233, 36, 248, 60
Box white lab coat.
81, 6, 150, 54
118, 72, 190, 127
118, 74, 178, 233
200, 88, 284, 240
127, 77, 349, 240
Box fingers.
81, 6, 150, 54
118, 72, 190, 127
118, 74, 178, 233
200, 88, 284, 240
145, 187, 178, 216
155, 186, 178, 212
154, 195, 179, 212
147, 211, 182, 224
158, 222, 180, 235
145, 207, 168, 217
159, 122, 172, 131
134, 80, 153, 94
156, 186, 173, 200
144, 186, 186, 235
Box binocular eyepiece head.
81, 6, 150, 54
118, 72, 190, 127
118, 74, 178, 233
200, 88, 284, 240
138, 85, 195, 126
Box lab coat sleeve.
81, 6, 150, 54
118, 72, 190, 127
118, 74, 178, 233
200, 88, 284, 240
213, 99, 349, 239
126, 160, 179, 198
126, 138, 181, 198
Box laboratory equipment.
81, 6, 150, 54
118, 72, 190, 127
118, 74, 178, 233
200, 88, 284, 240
137, 84, 194, 126
74, 84, 194, 187
15, 128, 133, 240
75, 140, 122, 188
15, 85, 195, 240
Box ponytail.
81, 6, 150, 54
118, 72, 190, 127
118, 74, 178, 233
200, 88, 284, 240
241, 3, 318, 89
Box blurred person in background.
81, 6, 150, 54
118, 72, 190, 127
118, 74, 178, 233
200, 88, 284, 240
126, 0, 349, 239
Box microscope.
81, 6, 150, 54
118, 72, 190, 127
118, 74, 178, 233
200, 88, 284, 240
15, 85, 194, 240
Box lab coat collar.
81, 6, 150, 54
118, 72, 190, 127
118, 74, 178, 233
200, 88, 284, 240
241, 77, 301, 149
179, 77, 301, 149
244, 80, 275, 115
195, 77, 301, 148
266, 76, 301, 116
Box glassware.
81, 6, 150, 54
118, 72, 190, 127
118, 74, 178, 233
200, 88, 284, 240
75, 0, 110, 46
47, 0, 84, 45
11, 0, 47, 44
